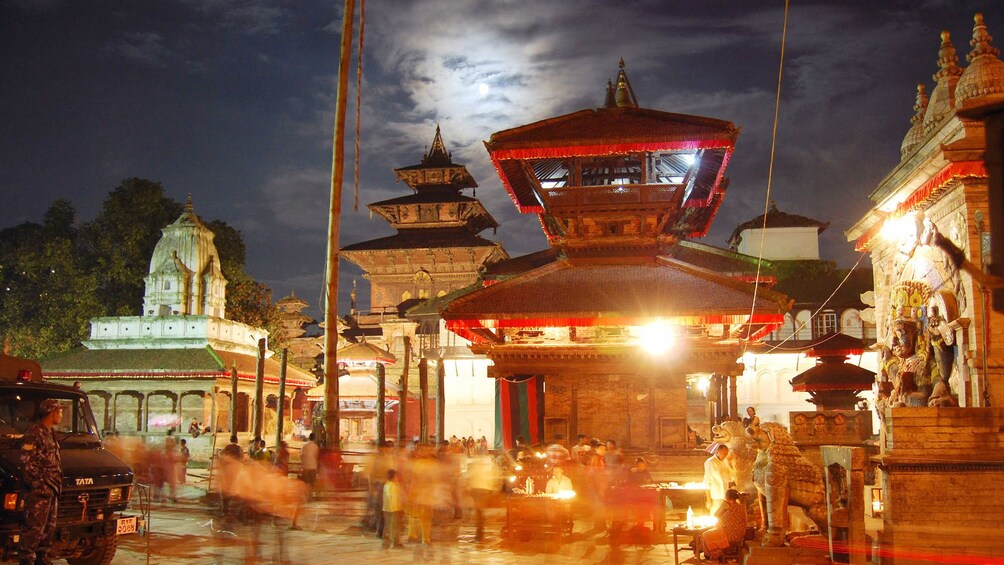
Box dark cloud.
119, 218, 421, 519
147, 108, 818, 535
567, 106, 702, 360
179, 0, 287, 36
105, 32, 173, 66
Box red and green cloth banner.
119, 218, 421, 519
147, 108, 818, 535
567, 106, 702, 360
494, 376, 544, 450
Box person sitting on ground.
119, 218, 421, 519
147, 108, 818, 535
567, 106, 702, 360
188, 418, 201, 437
701, 489, 749, 560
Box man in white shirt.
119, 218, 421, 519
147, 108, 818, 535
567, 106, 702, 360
703, 444, 731, 513
300, 433, 320, 501
381, 470, 404, 548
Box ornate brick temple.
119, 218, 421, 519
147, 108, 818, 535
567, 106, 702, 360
340, 126, 509, 443
846, 13, 1004, 562
441, 62, 789, 450
42, 200, 317, 439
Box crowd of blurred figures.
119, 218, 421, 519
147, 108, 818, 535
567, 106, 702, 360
105, 429, 734, 561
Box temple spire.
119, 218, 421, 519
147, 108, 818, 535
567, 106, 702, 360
185, 193, 193, 214
900, 83, 928, 157
604, 79, 616, 108
423, 124, 452, 166
955, 12, 1004, 111
613, 58, 638, 108
924, 31, 963, 132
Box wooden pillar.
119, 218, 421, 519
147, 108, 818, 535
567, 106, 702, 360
728, 374, 738, 421
435, 359, 445, 445
229, 366, 238, 434
111, 393, 119, 433
569, 379, 579, 444
276, 348, 288, 447
252, 338, 266, 440
419, 357, 429, 444
648, 376, 657, 450
397, 336, 410, 445
209, 391, 217, 435
376, 362, 386, 445
708, 375, 717, 431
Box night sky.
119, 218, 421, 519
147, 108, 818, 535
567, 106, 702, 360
0, 0, 993, 317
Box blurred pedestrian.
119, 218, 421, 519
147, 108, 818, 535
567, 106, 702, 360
467, 456, 501, 541
273, 441, 290, 475
300, 433, 319, 500
162, 435, 179, 502
178, 438, 191, 485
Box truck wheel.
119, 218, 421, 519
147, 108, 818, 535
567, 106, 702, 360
67, 533, 118, 565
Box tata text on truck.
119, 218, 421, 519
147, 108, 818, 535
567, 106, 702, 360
0, 353, 137, 565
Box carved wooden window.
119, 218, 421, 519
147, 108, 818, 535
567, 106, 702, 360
659, 417, 687, 449
544, 418, 568, 443
812, 310, 838, 338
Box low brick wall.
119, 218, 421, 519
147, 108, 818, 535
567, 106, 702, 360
877, 407, 1004, 563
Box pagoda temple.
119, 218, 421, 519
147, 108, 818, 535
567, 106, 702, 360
342, 125, 509, 309
340, 126, 509, 444
442, 62, 789, 450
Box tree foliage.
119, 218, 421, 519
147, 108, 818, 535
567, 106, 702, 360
0, 179, 284, 359
0, 202, 101, 358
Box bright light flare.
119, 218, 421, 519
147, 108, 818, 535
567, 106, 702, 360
696, 377, 710, 394
638, 320, 673, 356
478, 83, 490, 96
552, 490, 576, 500
695, 515, 719, 528
879, 213, 919, 243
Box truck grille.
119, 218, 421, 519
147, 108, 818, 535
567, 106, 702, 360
58, 488, 111, 522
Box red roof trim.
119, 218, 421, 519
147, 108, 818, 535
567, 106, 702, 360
489, 139, 733, 161
855, 161, 987, 251
791, 383, 872, 391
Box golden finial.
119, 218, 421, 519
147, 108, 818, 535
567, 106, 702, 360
934, 31, 962, 81
968, 13, 1000, 61
911, 83, 928, 125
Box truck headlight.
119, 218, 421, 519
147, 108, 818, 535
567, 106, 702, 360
108, 487, 123, 503
3, 493, 16, 511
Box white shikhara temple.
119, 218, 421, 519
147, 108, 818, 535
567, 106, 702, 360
43, 199, 316, 438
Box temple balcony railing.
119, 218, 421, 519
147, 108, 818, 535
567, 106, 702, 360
541, 183, 684, 209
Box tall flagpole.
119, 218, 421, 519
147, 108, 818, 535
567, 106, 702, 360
324, 0, 356, 449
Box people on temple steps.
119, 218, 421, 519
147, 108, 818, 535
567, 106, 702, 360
704, 444, 732, 513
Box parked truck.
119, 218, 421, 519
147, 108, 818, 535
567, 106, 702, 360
0, 353, 137, 564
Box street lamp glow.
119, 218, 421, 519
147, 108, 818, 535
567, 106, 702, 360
638, 320, 673, 356
696, 377, 711, 394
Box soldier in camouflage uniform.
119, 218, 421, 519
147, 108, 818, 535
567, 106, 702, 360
18, 398, 63, 565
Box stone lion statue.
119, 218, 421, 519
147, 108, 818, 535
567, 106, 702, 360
748, 422, 828, 546
711, 420, 757, 495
